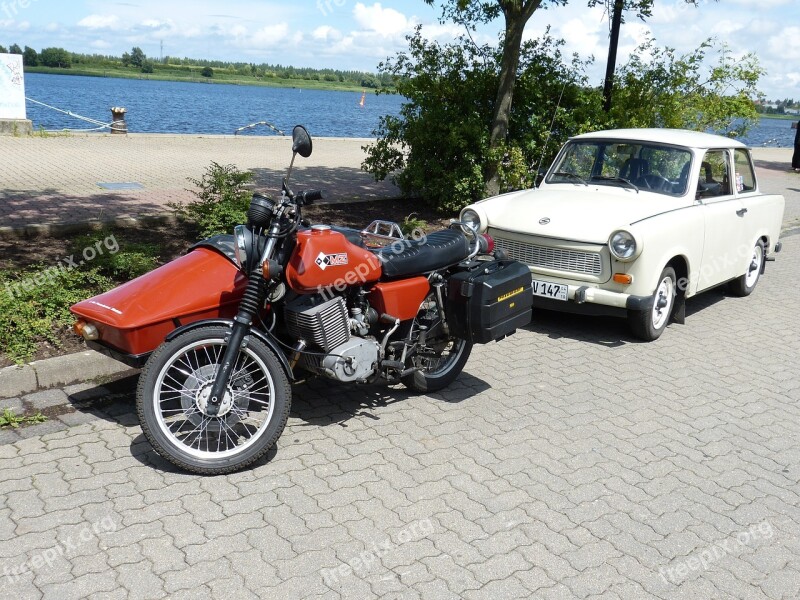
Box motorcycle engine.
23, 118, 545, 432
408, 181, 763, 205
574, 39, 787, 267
284, 295, 380, 383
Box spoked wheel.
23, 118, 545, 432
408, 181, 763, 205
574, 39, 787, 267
136, 325, 291, 475
728, 240, 765, 297
401, 294, 472, 393
628, 266, 676, 342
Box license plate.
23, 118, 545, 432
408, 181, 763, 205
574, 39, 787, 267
531, 279, 568, 301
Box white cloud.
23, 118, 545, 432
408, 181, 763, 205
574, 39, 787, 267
78, 15, 120, 30
313, 25, 342, 41
233, 23, 290, 50
90, 40, 111, 49
353, 3, 414, 37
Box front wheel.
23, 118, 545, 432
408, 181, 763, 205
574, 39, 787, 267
136, 325, 291, 475
628, 266, 676, 342
728, 240, 765, 297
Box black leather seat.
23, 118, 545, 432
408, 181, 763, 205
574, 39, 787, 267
372, 229, 471, 279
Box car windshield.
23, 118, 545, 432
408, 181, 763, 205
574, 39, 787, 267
547, 140, 693, 196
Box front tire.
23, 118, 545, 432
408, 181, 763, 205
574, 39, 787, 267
728, 240, 765, 297
628, 266, 676, 342
136, 325, 291, 475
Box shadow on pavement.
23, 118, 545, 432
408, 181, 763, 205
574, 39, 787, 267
528, 286, 731, 344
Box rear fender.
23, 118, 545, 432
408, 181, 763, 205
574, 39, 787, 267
166, 319, 294, 382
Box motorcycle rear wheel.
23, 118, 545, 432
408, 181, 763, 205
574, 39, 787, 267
136, 325, 291, 475
401, 293, 472, 393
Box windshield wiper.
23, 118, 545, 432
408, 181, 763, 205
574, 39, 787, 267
591, 176, 639, 193
551, 171, 588, 186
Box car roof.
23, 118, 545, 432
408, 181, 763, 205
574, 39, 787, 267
570, 128, 748, 149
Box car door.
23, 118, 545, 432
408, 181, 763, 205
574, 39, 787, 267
697, 149, 747, 291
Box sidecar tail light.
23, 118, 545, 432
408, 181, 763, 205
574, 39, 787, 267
73, 320, 99, 341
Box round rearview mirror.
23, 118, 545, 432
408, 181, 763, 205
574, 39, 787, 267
292, 125, 313, 158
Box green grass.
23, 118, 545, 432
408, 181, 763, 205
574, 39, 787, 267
25, 65, 389, 94
0, 408, 47, 429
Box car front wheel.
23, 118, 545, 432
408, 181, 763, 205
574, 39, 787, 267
628, 266, 676, 342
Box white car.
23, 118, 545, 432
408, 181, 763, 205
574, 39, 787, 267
460, 129, 785, 340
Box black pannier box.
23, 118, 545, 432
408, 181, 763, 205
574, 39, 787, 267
446, 259, 533, 344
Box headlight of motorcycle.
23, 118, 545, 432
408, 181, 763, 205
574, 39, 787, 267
460, 209, 482, 233
234, 225, 250, 271
609, 230, 639, 261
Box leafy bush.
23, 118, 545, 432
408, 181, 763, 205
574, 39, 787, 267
201, 66, 214, 78
171, 162, 254, 239
0, 267, 112, 364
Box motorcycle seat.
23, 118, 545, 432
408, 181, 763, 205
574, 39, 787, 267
372, 229, 470, 279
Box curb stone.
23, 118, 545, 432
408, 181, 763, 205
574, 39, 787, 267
0, 350, 135, 399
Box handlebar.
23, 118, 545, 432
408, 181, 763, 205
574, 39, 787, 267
297, 190, 325, 205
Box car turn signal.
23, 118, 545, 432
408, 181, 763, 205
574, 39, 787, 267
613, 273, 633, 285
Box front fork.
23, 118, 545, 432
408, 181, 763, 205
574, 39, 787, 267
206, 267, 266, 416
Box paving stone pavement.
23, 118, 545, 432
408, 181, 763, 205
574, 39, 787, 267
0, 230, 798, 598
0, 134, 399, 232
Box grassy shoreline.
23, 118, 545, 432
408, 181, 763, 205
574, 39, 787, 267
25, 66, 390, 94
756, 113, 800, 121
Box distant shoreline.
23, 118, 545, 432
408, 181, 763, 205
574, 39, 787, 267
24, 66, 390, 94
756, 113, 799, 122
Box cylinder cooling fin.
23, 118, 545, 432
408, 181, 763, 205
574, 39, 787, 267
284, 296, 351, 352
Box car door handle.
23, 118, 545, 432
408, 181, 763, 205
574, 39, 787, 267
736, 208, 748, 217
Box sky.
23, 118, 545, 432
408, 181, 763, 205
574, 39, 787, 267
0, 0, 797, 100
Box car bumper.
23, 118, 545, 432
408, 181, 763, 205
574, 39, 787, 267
533, 284, 653, 318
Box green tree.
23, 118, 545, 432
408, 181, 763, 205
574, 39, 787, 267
201, 66, 214, 78
141, 60, 155, 73
129, 46, 146, 68
39, 47, 72, 68
363, 28, 597, 212
0, 45, 7, 53
8, 43, 22, 54
22, 46, 38, 67
609, 38, 763, 136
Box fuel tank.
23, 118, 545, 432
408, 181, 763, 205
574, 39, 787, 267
70, 247, 247, 357
286, 226, 382, 294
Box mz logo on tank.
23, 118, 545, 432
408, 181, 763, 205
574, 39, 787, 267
315, 252, 349, 270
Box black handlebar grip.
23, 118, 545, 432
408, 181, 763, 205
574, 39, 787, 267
300, 190, 325, 205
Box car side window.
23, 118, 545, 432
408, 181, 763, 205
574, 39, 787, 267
696, 150, 732, 200
733, 149, 756, 193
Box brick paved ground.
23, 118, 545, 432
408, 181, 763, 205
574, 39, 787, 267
0, 230, 798, 599
0, 134, 399, 231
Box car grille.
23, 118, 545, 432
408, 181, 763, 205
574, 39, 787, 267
494, 237, 602, 276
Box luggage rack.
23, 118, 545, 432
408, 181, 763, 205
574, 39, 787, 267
360, 220, 405, 248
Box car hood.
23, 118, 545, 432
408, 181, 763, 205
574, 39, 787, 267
474, 186, 683, 244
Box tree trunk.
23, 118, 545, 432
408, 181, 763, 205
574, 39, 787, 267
485, 2, 538, 197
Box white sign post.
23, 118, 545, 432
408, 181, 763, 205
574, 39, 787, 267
0, 53, 32, 134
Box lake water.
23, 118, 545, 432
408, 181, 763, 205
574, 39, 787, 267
22, 73, 799, 146
23, 73, 403, 138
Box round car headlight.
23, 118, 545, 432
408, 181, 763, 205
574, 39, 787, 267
460, 208, 482, 233
609, 230, 638, 261
233, 224, 250, 270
